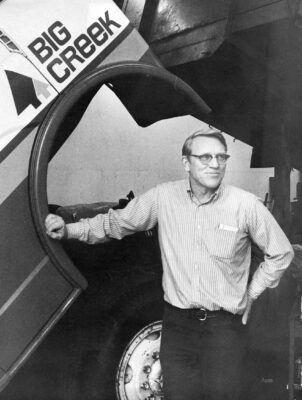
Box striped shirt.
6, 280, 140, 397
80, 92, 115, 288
66, 180, 294, 314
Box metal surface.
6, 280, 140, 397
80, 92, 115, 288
123, 1, 302, 172
0, 1, 170, 393
116, 321, 163, 400
140, 0, 290, 67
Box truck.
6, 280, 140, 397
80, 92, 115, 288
0, 1, 210, 399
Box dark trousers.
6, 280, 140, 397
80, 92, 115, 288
160, 302, 248, 400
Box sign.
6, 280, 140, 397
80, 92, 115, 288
0, 0, 130, 154
0, 55, 57, 152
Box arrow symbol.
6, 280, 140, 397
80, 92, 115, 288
5, 70, 51, 115
32, 78, 51, 100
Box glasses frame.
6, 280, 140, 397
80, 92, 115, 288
188, 153, 230, 165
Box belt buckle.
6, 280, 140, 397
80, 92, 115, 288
197, 307, 207, 321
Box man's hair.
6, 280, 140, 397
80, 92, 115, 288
182, 127, 227, 156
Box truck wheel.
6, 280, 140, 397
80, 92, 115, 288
75, 282, 164, 400
116, 320, 163, 400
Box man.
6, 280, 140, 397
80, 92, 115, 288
45, 128, 294, 400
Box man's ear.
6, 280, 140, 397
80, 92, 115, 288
182, 156, 190, 173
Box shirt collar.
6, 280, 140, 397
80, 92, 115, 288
186, 180, 224, 205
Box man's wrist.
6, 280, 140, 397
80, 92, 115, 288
247, 278, 265, 300
247, 286, 257, 301
62, 225, 68, 239
65, 222, 84, 240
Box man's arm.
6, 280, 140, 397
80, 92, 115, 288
241, 198, 294, 325
45, 186, 159, 244
246, 198, 294, 301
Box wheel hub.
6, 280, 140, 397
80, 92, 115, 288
116, 321, 164, 400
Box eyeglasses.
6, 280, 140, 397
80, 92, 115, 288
188, 153, 230, 165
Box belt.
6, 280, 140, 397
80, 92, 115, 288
164, 301, 237, 321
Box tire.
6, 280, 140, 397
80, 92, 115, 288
74, 281, 164, 400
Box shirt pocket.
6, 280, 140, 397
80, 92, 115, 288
204, 227, 238, 259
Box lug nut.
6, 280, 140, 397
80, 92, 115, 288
143, 365, 151, 374
141, 382, 150, 390
152, 351, 159, 360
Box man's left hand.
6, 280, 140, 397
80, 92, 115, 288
242, 296, 254, 325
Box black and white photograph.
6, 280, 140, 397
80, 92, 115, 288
0, 1, 302, 399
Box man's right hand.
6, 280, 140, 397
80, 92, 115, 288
45, 214, 67, 240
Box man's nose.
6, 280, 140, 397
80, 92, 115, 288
208, 156, 219, 168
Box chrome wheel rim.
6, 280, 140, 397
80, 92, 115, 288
116, 321, 164, 400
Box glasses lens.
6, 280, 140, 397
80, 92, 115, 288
198, 154, 212, 163
216, 154, 230, 164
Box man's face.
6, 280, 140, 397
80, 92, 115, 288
182, 136, 227, 191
